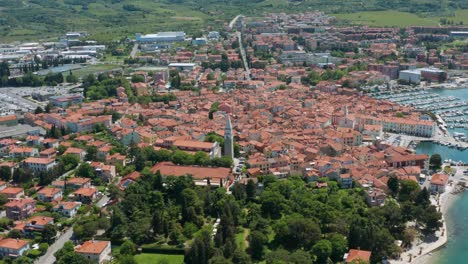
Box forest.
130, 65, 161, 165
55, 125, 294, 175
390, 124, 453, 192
0, 0, 466, 41
70, 166, 442, 264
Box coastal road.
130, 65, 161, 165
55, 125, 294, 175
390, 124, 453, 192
36, 227, 74, 264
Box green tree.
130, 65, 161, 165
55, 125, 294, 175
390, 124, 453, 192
131, 74, 145, 83
42, 224, 57, 243
399, 180, 420, 202
246, 179, 256, 201
232, 182, 246, 201
58, 252, 93, 264
248, 230, 267, 260
66, 74, 79, 83
59, 154, 80, 171
387, 176, 399, 197
34, 106, 44, 114
274, 217, 321, 251
0, 194, 8, 206
76, 163, 95, 178
312, 239, 332, 263
0, 166, 12, 181
429, 154, 442, 170
120, 240, 137, 255
328, 233, 348, 262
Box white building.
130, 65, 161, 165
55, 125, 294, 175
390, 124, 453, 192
399, 69, 421, 84
22, 157, 56, 172
136, 32, 186, 43
75, 240, 111, 263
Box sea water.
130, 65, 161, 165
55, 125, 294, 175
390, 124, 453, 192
428, 191, 468, 264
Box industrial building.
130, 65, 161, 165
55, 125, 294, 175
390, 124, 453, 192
136, 32, 186, 43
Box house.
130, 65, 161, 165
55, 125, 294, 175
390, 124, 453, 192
25, 135, 44, 146
23, 216, 54, 233
75, 240, 111, 263
22, 157, 56, 172
73, 187, 98, 204
365, 188, 387, 206
151, 162, 232, 188
63, 147, 87, 161
5, 198, 36, 220
53, 201, 81, 218
37, 187, 63, 202
430, 173, 449, 193
90, 162, 116, 183
118, 171, 141, 190
0, 187, 24, 199
0, 115, 18, 127
0, 238, 30, 257
9, 147, 38, 159
39, 148, 57, 159
65, 177, 92, 190
43, 138, 59, 149
344, 249, 372, 263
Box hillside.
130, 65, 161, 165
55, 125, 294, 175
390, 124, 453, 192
0, 0, 467, 41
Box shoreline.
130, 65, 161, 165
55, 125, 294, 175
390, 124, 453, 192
391, 183, 462, 264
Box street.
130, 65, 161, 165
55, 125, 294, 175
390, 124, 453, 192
130, 43, 139, 59
36, 227, 73, 264
237, 32, 251, 81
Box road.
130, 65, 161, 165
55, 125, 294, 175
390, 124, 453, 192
36, 227, 73, 264
229, 14, 243, 29
130, 43, 139, 59
237, 32, 251, 81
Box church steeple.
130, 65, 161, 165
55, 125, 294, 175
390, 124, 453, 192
224, 115, 234, 159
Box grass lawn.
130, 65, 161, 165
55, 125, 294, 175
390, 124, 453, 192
334, 11, 440, 27
134, 253, 184, 264
334, 10, 468, 27
71, 64, 123, 78
235, 228, 250, 250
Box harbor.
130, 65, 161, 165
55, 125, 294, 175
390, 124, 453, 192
370, 85, 468, 151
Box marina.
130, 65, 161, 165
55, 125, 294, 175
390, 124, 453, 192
369, 86, 468, 139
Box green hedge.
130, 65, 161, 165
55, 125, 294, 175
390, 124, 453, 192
140, 244, 185, 255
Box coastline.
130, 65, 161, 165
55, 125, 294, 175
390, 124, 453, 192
391, 183, 461, 264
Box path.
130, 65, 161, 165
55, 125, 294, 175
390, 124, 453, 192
130, 43, 139, 59
36, 227, 74, 264
229, 15, 242, 29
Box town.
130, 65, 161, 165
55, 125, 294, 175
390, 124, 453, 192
0, 10, 467, 264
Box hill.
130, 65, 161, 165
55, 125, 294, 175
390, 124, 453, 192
0, 0, 467, 41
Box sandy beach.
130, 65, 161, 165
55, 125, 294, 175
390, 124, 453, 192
391, 183, 460, 264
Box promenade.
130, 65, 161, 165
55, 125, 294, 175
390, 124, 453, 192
391, 165, 467, 264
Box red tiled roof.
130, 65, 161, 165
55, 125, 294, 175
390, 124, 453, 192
0, 238, 29, 250
151, 162, 231, 181
75, 240, 110, 255
346, 249, 371, 263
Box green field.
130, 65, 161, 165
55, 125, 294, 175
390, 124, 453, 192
334, 10, 468, 27
134, 253, 184, 264
0, 0, 466, 41
70, 64, 123, 78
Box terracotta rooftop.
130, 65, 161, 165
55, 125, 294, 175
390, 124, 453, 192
346, 249, 372, 263
431, 173, 449, 186
0, 238, 29, 250
151, 162, 231, 181
75, 240, 110, 255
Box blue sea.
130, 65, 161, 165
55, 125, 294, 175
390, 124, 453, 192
414, 87, 468, 263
